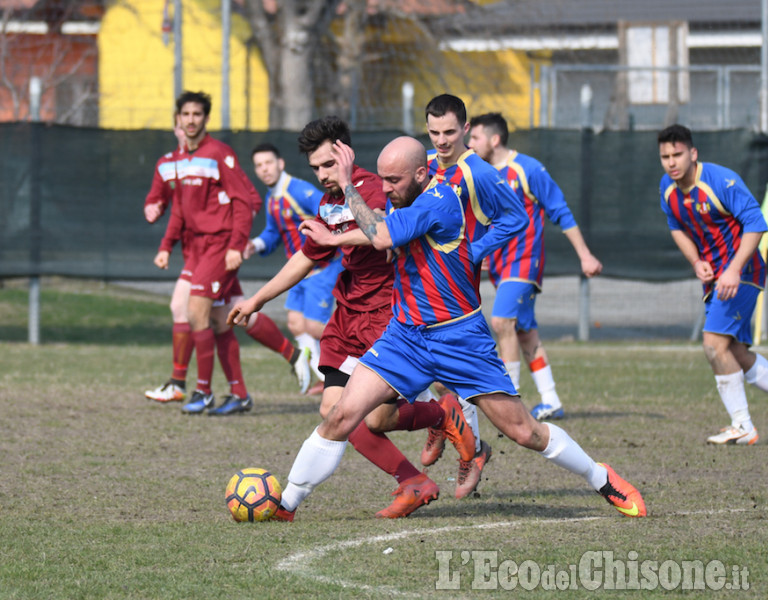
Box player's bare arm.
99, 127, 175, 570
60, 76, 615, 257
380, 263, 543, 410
227, 250, 317, 327
331, 140, 392, 249
715, 231, 763, 300
563, 226, 603, 277
670, 230, 714, 283
299, 219, 370, 247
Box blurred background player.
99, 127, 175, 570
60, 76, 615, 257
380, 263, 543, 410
154, 90, 257, 415
256, 135, 645, 522
229, 116, 474, 517
147, 127, 311, 407
245, 142, 344, 394
658, 124, 767, 445
144, 117, 196, 403
418, 94, 530, 494
468, 112, 603, 421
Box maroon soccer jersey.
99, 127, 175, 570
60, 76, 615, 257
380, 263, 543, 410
145, 148, 183, 217
159, 134, 260, 255
302, 165, 394, 311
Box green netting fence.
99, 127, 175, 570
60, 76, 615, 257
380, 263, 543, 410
3, 124, 768, 282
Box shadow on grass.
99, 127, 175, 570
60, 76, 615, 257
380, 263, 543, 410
0, 324, 170, 345
564, 410, 667, 420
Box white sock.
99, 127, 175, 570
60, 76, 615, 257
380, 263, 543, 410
296, 333, 323, 381
280, 427, 347, 511
744, 353, 768, 393
530, 364, 561, 408
715, 371, 754, 431
539, 423, 607, 491
458, 395, 481, 454
505, 361, 521, 390
414, 387, 438, 403
295, 332, 313, 352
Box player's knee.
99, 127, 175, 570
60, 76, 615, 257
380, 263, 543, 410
363, 411, 387, 433
169, 298, 187, 321
491, 316, 516, 336
702, 342, 719, 364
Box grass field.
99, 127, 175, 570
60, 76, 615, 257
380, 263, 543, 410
1, 280, 767, 599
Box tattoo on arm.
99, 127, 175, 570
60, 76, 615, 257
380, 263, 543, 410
345, 183, 383, 242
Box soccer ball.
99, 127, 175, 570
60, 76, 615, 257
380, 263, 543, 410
225, 468, 282, 522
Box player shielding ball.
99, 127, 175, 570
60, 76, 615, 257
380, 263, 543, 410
658, 124, 768, 445
230, 135, 647, 521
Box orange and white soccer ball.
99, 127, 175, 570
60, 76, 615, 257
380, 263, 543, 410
225, 468, 282, 522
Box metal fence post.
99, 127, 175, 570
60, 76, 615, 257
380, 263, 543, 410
578, 84, 593, 342
28, 77, 42, 345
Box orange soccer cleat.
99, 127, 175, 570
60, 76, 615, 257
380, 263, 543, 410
271, 505, 296, 522
597, 463, 647, 518
438, 394, 476, 462
455, 439, 492, 499
375, 473, 439, 519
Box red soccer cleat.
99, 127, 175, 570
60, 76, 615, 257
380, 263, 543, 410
375, 473, 439, 519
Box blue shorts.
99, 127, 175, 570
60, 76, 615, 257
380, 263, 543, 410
359, 310, 519, 403
703, 284, 760, 345
491, 280, 538, 331
284, 261, 342, 325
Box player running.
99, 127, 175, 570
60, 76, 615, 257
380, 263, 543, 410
229, 117, 475, 517
240, 136, 646, 522
468, 112, 603, 421
246, 142, 344, 392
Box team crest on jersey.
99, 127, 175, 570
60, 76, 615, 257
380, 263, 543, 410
283, 209, 293, 219
695, 202, 710, 214
212, 281, 221, 294
451, 183, 463, 198
224, 155, 235, 169
320, 201, 355, 226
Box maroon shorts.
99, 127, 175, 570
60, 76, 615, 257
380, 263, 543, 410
186, 234, 240, 301
320, 302, 391, 373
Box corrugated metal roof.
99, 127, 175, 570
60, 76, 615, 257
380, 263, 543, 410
433, 0, 761, 32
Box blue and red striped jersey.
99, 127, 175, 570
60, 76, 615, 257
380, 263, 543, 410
427, 148, 527, 266
384, 183, 480, 326
487, 151, 577, 289
660, 161, 767, 298
255, 171, 324, 260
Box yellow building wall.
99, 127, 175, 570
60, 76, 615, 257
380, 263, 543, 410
369, 17, 544, 131
99, 0, 268, 130
432, 49, 538, 130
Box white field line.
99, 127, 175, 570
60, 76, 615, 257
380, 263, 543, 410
275, 508, 758, 597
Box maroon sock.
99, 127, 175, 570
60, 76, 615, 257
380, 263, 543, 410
246, 313, 295, 362
215, 329, 248, 398
191, 328, 215, 393
171, 322, 193, 382
348, 422, 421, 483
393, 398, 445, 431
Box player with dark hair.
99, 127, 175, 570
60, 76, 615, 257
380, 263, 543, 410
658, 123, 767, 445
241, 135, 646, 522
228, 116, 475, 518
468, 112, 602, 421
154, 90, 260, 415
246, 142, 343, 392
418, 94, 532, 496
143, 116, 197, 403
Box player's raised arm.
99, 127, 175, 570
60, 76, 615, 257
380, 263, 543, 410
332, 140, 392, 249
